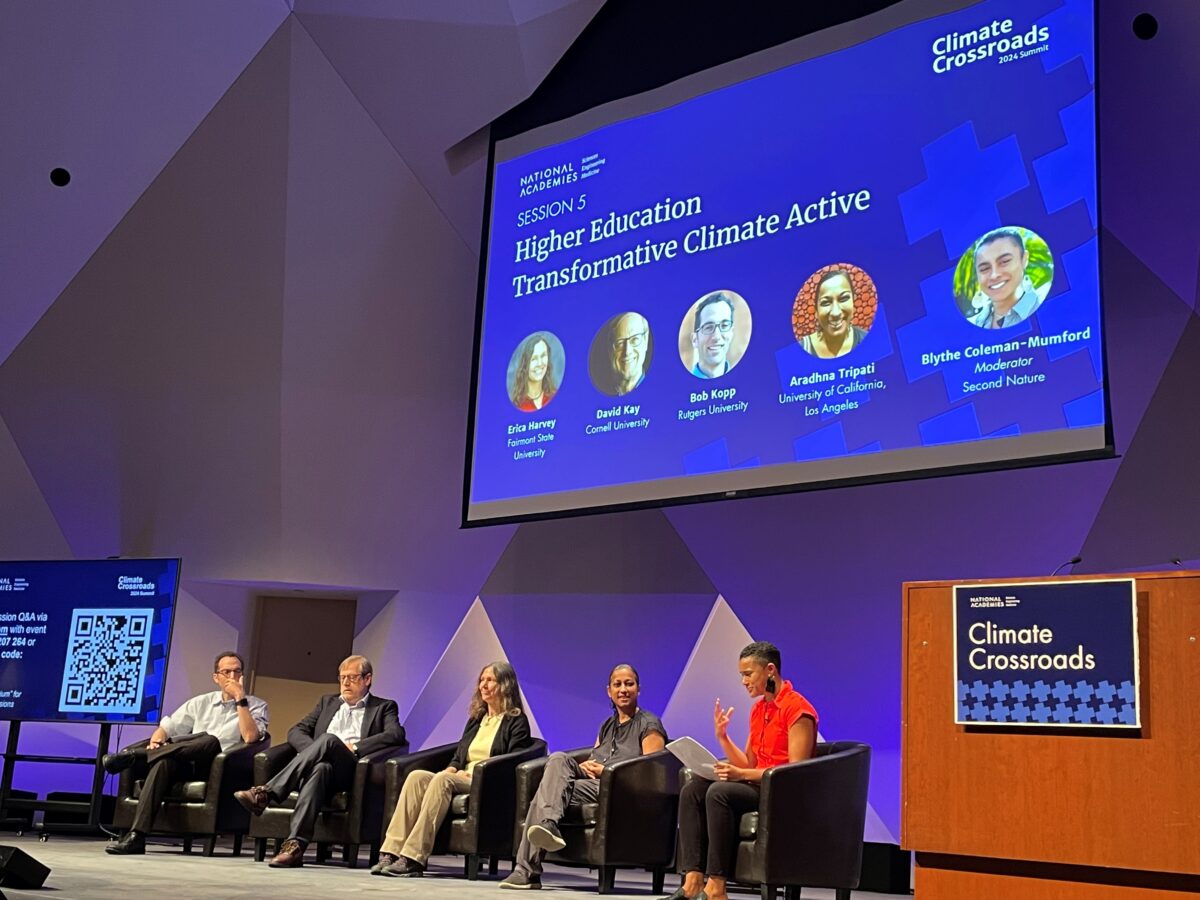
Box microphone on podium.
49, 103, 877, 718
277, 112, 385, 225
1050, 555, 1083, 576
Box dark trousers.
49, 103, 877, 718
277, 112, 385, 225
677, 777, 760, 878
265, 733, 357, 844
515, 752, 601, 876
127, 735, 223, 834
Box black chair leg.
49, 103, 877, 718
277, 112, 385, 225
466, 853, 480, 880
834, 889, 849, 900
345, 843, 359, 868
598, 866, 616, 894
232, 833, 243, 857
182, 836, 193, 855
368, 845, 379, 867
254, 837, 266, 862
760, 885, 777, 900
787, 887, 803, 900
652, 867, 665, 893
489, 855, 499, 876
202, 834, 217, 857
315, 843, 330, 864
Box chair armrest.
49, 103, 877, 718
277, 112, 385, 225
466, 739, 547, 854
253, 741, 297, 785
514, 747, 591, 849
757, 742, 871, 888
382, 743, 458, 821
596, 749, 683, 862
516, 747, 592, 808
218, 735, 271, 787
358, 741, 410, 789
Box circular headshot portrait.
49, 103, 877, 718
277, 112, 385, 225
507, 331, 565, 413
678, 290, 753, 380
791, 264, 879, 359
955, 226, 1054, 329
589, 311, 653, 397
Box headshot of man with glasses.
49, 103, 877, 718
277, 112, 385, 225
687, 290, 745, 379
592, 311, 652, 396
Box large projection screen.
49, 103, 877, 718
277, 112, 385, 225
465, 0, 1107, 525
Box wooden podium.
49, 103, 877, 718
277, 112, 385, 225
902, 571, 1200, 899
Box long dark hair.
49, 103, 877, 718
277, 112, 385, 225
468, 660, 524, 719
510, 333, 557, 406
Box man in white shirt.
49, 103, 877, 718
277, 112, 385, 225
234, 654, 405, 868
104, 650, 268, 855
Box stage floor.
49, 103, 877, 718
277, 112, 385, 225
0, 833, 898, 900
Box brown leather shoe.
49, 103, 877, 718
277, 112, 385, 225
269, 838, 305, 868
234, 785, 270, 816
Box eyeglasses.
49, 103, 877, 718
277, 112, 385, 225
339, 673, 366, 683
613, 332, 647, 352
216, 668, 243, 678
695, 320, 733, 336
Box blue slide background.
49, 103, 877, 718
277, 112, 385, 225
472, 0, 1100, 507
0, 559, 178, 723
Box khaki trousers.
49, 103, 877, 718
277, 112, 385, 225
381, 768, 472, 863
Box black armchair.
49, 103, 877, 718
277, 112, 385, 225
382, 738, 548, 879
712, 740, 871, 900
113, 734, 269, 856
249, 738, 410, 867
514, 747, 682, 894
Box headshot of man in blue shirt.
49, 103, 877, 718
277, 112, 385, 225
690, 291, 737, 379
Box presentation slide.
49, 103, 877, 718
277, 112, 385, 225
467, 0, 1104, 523
0, 559, 179, 723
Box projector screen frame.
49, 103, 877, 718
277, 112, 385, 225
0, 557, 182, 725
462, 0, 1112, 528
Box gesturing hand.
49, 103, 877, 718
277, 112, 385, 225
713, 699, 735, 741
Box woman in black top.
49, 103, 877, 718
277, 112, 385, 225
501, 663, 667, 889
374, 660, 532, 877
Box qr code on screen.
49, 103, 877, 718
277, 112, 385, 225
58, 608, 154, 714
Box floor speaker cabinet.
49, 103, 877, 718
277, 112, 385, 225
0, 844, 50, 889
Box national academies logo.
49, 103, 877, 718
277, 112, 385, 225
517, 161, 579, 197
931, 15, 1050, 74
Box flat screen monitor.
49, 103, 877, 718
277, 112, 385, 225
465, 0, 1107, 524
0, 558, 180, 723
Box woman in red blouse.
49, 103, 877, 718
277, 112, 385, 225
665, 641, 818, 900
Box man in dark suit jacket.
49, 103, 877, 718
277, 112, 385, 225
235, 654, 406, 867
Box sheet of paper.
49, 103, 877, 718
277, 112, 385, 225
667, 736, 717, 779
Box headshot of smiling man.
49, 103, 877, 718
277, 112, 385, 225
590, 311, 653, 396
680, 290, 752, 379
957, 227, 1054, 330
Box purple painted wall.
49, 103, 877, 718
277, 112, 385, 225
0, 0, 1197, 844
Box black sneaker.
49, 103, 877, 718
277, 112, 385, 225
527, 819, 566, 852
105, 831, 146, 855
499, 868, 542, 889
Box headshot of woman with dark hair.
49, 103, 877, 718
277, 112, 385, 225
799, 269, 869, 359
372, 661, 533, 878
510, 332, 559, 412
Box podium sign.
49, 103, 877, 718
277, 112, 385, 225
953, 579, 1138, 727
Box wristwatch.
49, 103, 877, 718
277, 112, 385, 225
236, 698, 249, 708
